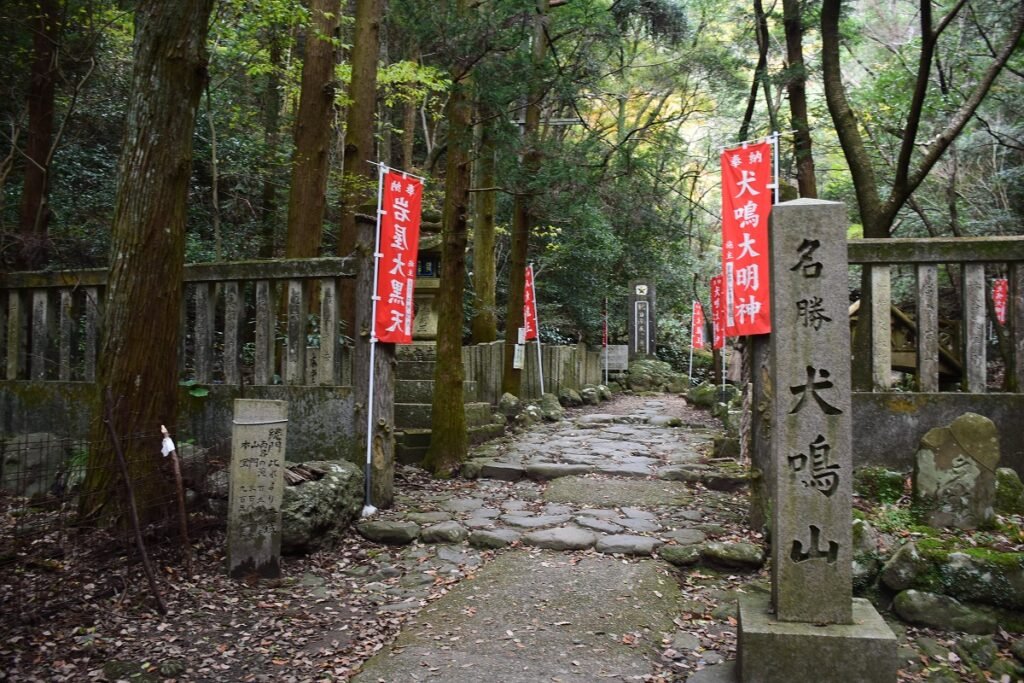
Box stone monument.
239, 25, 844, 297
737, 199, 896, 681
228, 399, 288, 579
627, 280, 656, 359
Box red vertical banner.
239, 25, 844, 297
722, 140, 773, 336
691, 301, 706, 350
374, 169, 423, 343
993, 278, 1009, 325
523, 265, 539, 340
710, 275, 725, 350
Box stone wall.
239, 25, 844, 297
852, 392, 1024, 476
0, 381, 357, 464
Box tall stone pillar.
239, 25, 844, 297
737, 199, 896, 681
627, 280, 656, 359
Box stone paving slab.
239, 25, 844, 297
352, 551, 682, 683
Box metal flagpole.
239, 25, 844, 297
362, 163, 387, 517
722, 344, 727, 393
530, 263, 545, 395
688, 306, 695, 386
772, 131, 780, 205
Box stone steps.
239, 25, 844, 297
396, 423, 506, 465
395, 360, 438, 381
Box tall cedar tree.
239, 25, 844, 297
424, 18, 473, 475
284, 0, 340, 259
344, 0, 393, 506
80, 0, 214, 525
502, 0, 550, 397
782, 0, 815, 198
17, 0, 60, 269
470, 113, 498, 343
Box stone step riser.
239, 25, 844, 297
395, 361, 436, 380
395, 402, 493, 429
396, 423, 506, 465
396, 379, 478, 403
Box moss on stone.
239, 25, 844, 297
854, 466, 905, 504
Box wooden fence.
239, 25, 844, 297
1, 258, 355, 386
462, 341, 605, 404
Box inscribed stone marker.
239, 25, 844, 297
228, 399, 288, 579
768, 199, 852, 625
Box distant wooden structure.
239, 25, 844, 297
849, 300, 962, 384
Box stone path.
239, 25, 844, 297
349, 396, 767, 682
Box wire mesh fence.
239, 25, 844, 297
0, 422, 231, 622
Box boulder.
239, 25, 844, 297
175, 442, 210, 490
880, 542, 930, 591
956, 635, 998, 669
420, 521, 468, 544
995, 467, 1024, 515
686, 383, 718, 409
515, 404, 543, 427
558, 388, 583, 407
357, 520, 421, 545
281, 460, 363, 553
497, 393, 522, 418
700, 541, 765, 570
892, 590, 997, 634
538, 393, 565, 421
597, 385, 613, 401
625, 358, 676, 392
913, 413, 998, 529
0, 433, 81, 500
579, 385, 600, 405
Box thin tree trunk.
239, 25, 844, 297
259, 32, 284, 258
424, 67, 472, 475
17, 0, 60, 269
344, 0, 391, 505
81, 0, 214, 526
782, 0, 816, 198
284, 0, 340, 259
502, 0, 549, 397
204, 86, 223, 260
471, 115, 498, 343
738, 0, 770, 142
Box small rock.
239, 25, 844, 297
672, 632, 701, 651
498, 392, 522, 417
420, 521, 468, 544
558, 388, 584, 407
357, 520, 420, 545
879, 542, 929, 591
700, 541, 765, 570
522, 527, 597, 551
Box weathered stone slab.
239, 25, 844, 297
228, 399, 288, 579
441, 497, 485, 513
524, 462, 594, 480
892, 590, 997, 634
478, 460, 526, 482
738, 594, 897, 682
595, 534, 660, 556
659, 545, 702, 567
500, 513, 572, 529
701, 541, 765, 570
469, 529, 521, 549
522, 527, 597, 551
543, 476, 692, 507
661, 528, 706, 546
616, 517, 661, 533
573, 516, 623, 534
357, 520, 420, 545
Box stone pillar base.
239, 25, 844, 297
738, 594, 897, 682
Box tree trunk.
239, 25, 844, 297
424, 70, 472, 475
471, 115, 498, 343
738, 0, 771, 142
80, 0, 214, 526
259, 32, 284, 259
345, 0, 391, 505
17, 0, 60, 270
782, 0, 816, 198
502, 0, 549, 397
284, 0, 340, 259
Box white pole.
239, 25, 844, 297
603, 297, 608, 386
722, 344, 728, 393
688, 343, 695, 387
772, 130, 780, 205
363, 164, 387, 517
